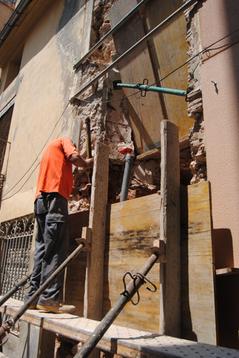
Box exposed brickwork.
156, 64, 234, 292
185, 3, 207, 184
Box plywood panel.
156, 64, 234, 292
110, 0, 164, 154
64, 211, 89, 316
111, 0, 193, 152
105, 182, 216, 338
104, 193, 161, 332
181, 181, 217, 344
146, 0, 194, 139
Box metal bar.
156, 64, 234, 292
114, 82, 187, 97
73, 0, 151, 70
0, 274, 30, 307
5, 238, 13, 294
70, 0, 198, 102
85, 117, 92, 159
0, 238, 7, 288
75, 252, 159, 358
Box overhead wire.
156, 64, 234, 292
2, 27, 239, 201
1, 102, 70, 200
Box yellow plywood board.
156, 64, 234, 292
104, 193, 161, 332
111, 1, 164, 154
146, 0, 194, 139
181, 181, 217, 344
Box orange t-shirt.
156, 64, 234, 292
35, 137, 77, 200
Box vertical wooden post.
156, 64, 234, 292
159, 120, 180, 337
84, 142, 109, 320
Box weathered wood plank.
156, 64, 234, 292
159, 120, 180, 337
1, 299, 238, 358
84, 143, 109, 320
181, 181, 217, 344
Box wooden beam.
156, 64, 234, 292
159, 120, 180, 337
83, 142, 109, 320
1, 299, 238, 358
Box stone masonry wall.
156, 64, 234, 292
185, 2, 207, 184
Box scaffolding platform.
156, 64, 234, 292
0, 298, 239, 358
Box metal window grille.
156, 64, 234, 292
0, 215, 34, 300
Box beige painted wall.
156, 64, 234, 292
200, 0, 239, 266
0, 0, 93, 221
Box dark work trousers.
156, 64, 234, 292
25, 193, 69, 306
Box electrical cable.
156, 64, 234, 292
1, 102, 70, 200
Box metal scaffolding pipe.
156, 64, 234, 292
0, 242, 85, 340
75, 252, 159, 358
70, 0, 198, 102
0, 274, 30, 307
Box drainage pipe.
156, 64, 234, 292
120, 153, 134, 202
0, 0, 34, 47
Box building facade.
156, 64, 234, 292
0, 0, 239, 354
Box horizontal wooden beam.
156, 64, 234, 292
1, 299, 238, 358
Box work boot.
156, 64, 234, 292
36, 303, 76, 314
28, 304, 37, 309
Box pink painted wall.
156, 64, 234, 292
200, 0, 239, 267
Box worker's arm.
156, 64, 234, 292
69, 152, 94, 168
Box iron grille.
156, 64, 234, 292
0, 215, 34, 300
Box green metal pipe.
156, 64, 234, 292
114, 81, 187, 97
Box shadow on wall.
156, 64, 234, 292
217, 273, 239, 349
213, 229, 239, 349
224, 0, 239, 133
213, 228, 234, 269
20, 0, 85, 70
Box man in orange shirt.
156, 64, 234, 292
25, 137, 93, 313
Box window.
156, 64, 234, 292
0, 215, 34, 300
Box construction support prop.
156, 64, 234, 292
0, 242, 85, 341
0, 274, 31, 307
75, 251, 160, 358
